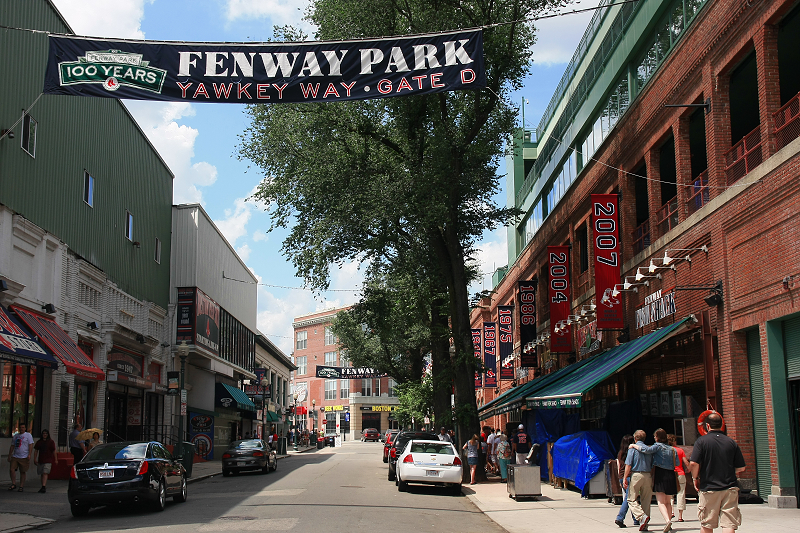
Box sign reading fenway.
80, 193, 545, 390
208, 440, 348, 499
44, 31, 485, 104
548, 246, 572, 353
592, 194, 623, 329
315, 366, 382, 379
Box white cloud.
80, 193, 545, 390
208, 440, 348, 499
252, 231, 269, 242
225, 0, 310, 26
236, 244, 252, 262
531, 0, 605, 66
123, 101, 218, 204
51, 0, 152, 39
213, 185, 266, 246
469, 227, 509, 297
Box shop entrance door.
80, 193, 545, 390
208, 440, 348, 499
789, 379, 800, 508
107, 393, 126, 442
362, 412, 381, 433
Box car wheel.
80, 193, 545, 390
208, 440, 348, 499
383, 455, 388, 463
222, 469, 231, 477
174, 475, 188, 503
451, 483, 462, 496
270, 457, 277, 472
388, 469, 396, 481
152, 479, 166, 512
261, 461, 270, 474
70, 503, 89, 517
397, 476, 408, 492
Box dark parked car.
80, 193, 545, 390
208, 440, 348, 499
387, 431, 438, 481
221, 439, 277, 476
361, 428, 381, 442
68, 441, 187, 517
383, 430, 400, 463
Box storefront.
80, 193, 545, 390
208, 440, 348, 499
214, 382, 256, 449
347, 396, 400, 439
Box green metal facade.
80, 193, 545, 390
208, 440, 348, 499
747, 329, 772, 497
0, 0, 172, 308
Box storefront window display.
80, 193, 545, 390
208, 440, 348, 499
0, 364, 42, 437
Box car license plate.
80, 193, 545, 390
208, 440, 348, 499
425, 470, 439, 477
237, 461, 246, 466
98, 470, 114, 479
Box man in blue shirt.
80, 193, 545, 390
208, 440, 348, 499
623, 430, 654, 531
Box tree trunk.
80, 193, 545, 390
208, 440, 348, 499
430, 297, 452, 430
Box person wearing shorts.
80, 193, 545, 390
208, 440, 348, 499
8, 422, 34, 492
690, 413, 746, 533
33, 429, 58, 493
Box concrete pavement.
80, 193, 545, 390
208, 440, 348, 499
186, 443, 317, 484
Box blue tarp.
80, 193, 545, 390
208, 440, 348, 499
552, 431, 616, 493
532, 410, 580, 479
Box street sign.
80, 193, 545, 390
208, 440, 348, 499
180, 389, 187, 415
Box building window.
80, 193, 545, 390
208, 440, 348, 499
324, 351, 336, 365
340, 379, 349, 399
388, 379, 398, 397
83, 171, 94, 207
324, 379, 337, 400
339, 350, 350, 366
324, 326, 336, 345
577, 224, 589, 273
295, 356, 307, 375
374, 379, 380, 397
154, 238, 161, 264
361, 379, 371, 397
21, 113, 37, 158
296, 330, 307, 350
125, 211, 134, 241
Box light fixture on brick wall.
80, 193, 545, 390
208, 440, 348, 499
664, 245, 708, 265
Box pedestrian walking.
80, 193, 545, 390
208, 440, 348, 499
631, 428, 679, 532
614, 434, 640, 528
68, 423, 86, 464
33, 429, 58, 493
462, 434, 480, 485
437, 427, 452, 442
623, 429, 654, 531
7, 422, 34, 492
511, 424, 531, 465
667, 434, 689, 523
689, 412, 746, 533
86, 432, 102, 451
496, 433, 512, 482
486, 428, 497, 474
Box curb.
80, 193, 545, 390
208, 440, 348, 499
0, 514, 54, 533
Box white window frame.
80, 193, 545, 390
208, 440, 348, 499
340, 379, 349, 399
324, 326, 337, 345
21, 112, 37, 158
83, 171, 94, 207
296, 356, 307, 375
324, 351, 336, 365
125, 211, 134, 241
154, 238, 161, 264
324, 379, 337, 400
361, 379, 371, 397
296, 330, 307, 350
388, 378, 398, 397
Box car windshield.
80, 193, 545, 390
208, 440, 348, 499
410, 443, 455, 455
83, 443, 148, 461
231, 440, 263, 449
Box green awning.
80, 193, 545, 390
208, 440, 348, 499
216, 383, 256, 412
265, 410, 280, 422
526, 316, 695, 409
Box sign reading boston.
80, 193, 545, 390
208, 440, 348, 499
44, 31, 485, 104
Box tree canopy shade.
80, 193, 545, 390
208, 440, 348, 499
240, 0, 570, 455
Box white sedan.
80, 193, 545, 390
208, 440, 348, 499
395, 439, 462, 495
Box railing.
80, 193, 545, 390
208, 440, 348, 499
656, 196, 679, 237
631, 220, 651, 255
686, 170, 710, 215
724, 126, 762, 184
774, 91, 800, 151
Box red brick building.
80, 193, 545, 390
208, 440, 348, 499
473, 0, 800, 507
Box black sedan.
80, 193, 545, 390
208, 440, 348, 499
221, 439, 277, 476
68, 441, 187, 517
387, 431, 438, 481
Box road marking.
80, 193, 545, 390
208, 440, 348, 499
199, 518, 298, 531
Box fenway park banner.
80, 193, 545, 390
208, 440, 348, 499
518, 280, 538, 367
497, 306, 515, 380
315, 366, 382, 379
592, 194, 624, 329
43, 30, 485, 104
548, 246, 572, 353
483, 322, 497, 389
472, 328, 483, 389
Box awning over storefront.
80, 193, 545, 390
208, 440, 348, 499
0, 304, 60, 369
216, 383, 256, 412
11, 305, 105, 380
265, 411, 279, 422
526, 316, 696, 409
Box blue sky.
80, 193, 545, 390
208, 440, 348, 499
50, 0, 602, 355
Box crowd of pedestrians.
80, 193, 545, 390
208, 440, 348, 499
7, 422, 61, 493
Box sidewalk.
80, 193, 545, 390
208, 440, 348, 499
0, 513, 53, 533
187, 443, 318, 484
464, 478, 800, 533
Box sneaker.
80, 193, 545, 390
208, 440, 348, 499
638, 516, 650, 531
663, 522, 672, 533
38, 486, 46, 493
615, 519, 627, 528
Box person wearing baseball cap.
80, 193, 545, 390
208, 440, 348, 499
438, 427, 452, 442
511, 424, 531, 465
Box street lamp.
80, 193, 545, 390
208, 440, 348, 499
260, 376, 269, 441
176, 341, 189, 457
292, 391, 299, 451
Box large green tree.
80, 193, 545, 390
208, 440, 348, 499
241, 0, 567, 456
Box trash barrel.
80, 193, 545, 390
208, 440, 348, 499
317, 437, 324, 449
177, 442, 195, 477
277, 437, 287, 455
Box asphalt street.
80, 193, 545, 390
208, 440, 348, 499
1, 440, 504, 533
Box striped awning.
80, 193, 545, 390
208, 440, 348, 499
526, 316, 695, 409
216, 383, 256, 412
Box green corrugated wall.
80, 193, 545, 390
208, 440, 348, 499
785, 316, 800, 379
0, 0, 172, 308
747, 329, 772, 498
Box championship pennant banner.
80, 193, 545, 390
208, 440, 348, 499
472, 328, 483, 389
518, 281, 538, 367
483, 322, 497, 388
591, 194, 624, 329
43, 31, 485, 104
548, 246, 572, 353
498, 306, 515, 379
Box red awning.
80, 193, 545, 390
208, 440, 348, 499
296, 406, 308, 415
11, 305, 105, 381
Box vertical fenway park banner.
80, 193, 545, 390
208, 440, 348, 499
472, 328, 482, 389
483, 322, 497, 388
548, 246, 572, 353
497, 306, 515, 379
518, 281, 538, 367
592, 194, 624, 329
43, 30, 485, 104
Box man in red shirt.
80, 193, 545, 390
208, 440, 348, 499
33, 429, 58, 493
